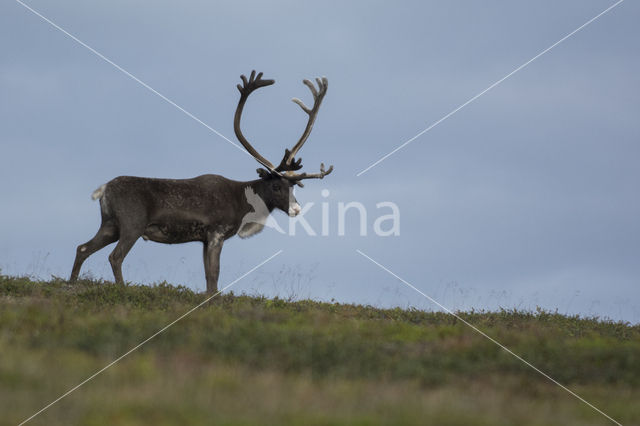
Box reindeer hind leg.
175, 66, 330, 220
108, 226, 142, 285
70, 222, 119, 282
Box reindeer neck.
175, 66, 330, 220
244, 179, 277, 212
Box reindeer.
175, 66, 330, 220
69, 71, 333, 293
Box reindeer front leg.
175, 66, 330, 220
203, 233, 224, 294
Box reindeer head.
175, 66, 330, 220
258, 174, 301, 218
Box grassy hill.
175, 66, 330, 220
1, 275, 638, 425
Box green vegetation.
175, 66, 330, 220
1, 275, 638, 425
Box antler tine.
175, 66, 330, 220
285, 163, 334, 187
233, 70, 279, 172
291, 97, 311, 114
286, 76, 328, 166
274, 148, 303, 173
304, 79, 318, 97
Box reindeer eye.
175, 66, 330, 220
272, 184, 281, 191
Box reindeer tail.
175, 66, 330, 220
91, 184, 107, 201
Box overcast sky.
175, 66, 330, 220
1, 0, 638, 322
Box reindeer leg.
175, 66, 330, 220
203, 233, 224, 294
108, 229, 140, 285
70, 222, 118, 282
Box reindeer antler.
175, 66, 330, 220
233, 71, 333, 185
286, 77, 328, 166
233, 71, 278, 173
278, 77, 333, 186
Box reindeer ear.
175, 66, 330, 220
256, 168, 271, 179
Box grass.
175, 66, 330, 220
1, 275, 639, 425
